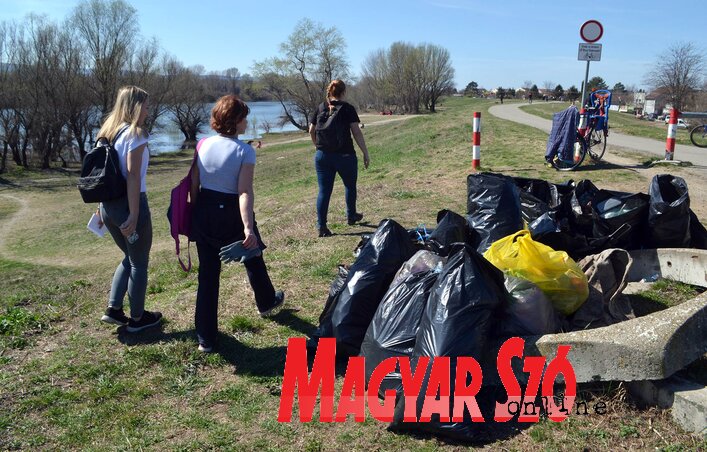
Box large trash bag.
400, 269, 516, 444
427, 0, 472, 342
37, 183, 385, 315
566, 179, 599, 237
484, 230, 588, 315
360, 270, 438, 398
391, 250, 446, 288
466, 173, 523, 253
512, 177, 571, 225
428, 209, 478, 255
308, 265, 349, 349
689, 210, 707, 249
591, 189, 649, 251
332, 219, 417, 356
647, 174, 691, 248
390, 243, 507, 441
497, 275, 561, 337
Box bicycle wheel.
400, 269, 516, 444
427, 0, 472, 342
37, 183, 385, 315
588, 127, 608, 161
552, 134, 587, 171
690, 125, 707, 148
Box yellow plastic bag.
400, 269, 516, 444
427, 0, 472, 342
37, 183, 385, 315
483, 230, 588, 315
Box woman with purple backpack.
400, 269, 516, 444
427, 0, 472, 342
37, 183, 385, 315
189, 95, 284, 353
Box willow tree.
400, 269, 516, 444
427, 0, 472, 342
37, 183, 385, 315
253, 18, 350, 131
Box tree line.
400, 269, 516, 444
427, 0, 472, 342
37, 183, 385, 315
0, 6, 457, 174
0, 1, 275, 172
252, 19, 455, 131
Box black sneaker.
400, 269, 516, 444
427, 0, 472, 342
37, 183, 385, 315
101, 307, 129, 326
347, 213, 364, 225
318, 227, 333, 238
260, 291, 285, 318
126, 310, 163, 333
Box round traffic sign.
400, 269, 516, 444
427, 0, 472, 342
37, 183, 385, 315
580, 20, 603, 43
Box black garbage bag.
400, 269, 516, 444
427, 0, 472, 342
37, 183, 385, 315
566, 179, 599, 237
496, 275, 561, 337
529, 212, 560, 236
360, 270, 438, 398
591, 189, 649, 250
512, 177, 572, 224
647, 174, 691, 248
689, 210, 707, 249
428, 209, 479, 255
308, 265, 349, 349
466, 173, 523, 253
332, 219, 417, 356
390, 243, 508, 441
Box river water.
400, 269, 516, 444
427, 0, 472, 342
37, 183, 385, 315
148, 101, 301, 154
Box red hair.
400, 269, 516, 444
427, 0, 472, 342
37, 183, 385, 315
211, 95, 250, 135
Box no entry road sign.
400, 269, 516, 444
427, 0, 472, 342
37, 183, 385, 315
580, 20, 603, 43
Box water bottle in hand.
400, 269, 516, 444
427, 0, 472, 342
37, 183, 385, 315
127, 232, 139, 244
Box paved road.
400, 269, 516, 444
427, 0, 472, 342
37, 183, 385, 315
488, 102, 707, 167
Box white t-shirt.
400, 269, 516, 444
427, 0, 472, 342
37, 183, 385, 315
197, 135, 256, 194
114, 125, 149, 193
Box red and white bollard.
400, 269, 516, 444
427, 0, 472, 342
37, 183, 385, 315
665, 108, 678, 160
472, 112, 481, 170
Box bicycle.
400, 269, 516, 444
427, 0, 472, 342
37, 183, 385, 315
690, 121, 707, 148
583, 89, 611, 161
550, 131, 589, 171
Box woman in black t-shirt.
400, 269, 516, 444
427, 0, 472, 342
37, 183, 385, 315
309, 79, 370, 237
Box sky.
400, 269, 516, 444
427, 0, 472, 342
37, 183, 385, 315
1, 0, 706, 91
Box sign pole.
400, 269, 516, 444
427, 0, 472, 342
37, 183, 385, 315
581, 60, 590, 107
578, 20, 603, 107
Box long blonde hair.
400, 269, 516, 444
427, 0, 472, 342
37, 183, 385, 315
98, 86, 149, 142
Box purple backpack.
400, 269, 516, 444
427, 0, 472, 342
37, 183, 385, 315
168, 138, 206, 271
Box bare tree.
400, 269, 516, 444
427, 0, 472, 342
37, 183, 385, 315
168, 65, 208, 142
645, 42, 705, 112
0, 21, 20, 172
253, 18, 349, 130
71, 0, 139, 114
125, 43, 177, 134
421, 44, 455, 112
361, 42, 454, 114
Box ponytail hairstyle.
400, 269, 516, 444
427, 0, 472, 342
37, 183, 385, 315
98, 86, 149, 142
326, 79, 346, 101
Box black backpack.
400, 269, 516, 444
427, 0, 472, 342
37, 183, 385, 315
77, 126, 129, 203
315, 101, 346, 152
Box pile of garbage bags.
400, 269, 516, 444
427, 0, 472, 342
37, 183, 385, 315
308, 172, 707, 442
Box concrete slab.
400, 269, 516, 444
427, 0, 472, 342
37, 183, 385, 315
628, 377, 707, 437
535, 290, 707, 382
627, 248, 707, 287
531, 249, 707, 383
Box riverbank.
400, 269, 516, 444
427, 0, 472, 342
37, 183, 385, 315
0, 96, 704, 450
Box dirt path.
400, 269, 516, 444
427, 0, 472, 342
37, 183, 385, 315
0, 193, 29, 257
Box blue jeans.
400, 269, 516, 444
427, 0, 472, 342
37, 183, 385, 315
100, 193, 152, 319
314, 150, 358, 229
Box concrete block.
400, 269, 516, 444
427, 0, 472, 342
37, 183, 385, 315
535, 291, 707, 382
628, 377, 707, 437
627, 248, 707, 287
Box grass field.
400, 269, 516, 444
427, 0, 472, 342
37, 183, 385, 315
0, 97, 705, 451
520, 102, 696, 146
